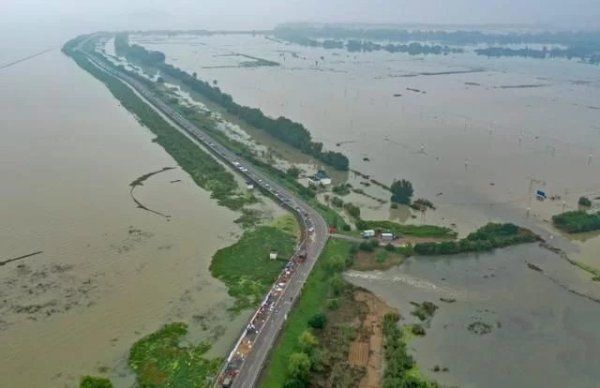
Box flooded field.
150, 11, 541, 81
130, 32, 600, 386
134, 32, 600, 264
0, 45, 259, 386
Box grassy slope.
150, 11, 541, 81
272, 214, 301, 237
260, 239, 352, 387
210, 226, 296, 311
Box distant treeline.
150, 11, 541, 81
476, 46, 600, 64
275, 24, 600, 46
114, 33, 349, 170
275, 25, 600, 64
276, 33, 463, 55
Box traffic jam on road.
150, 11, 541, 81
218, 247, 308, 388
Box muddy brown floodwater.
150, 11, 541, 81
0, 45, 258, 387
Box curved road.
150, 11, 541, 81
73, 39, 329, 388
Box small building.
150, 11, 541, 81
309, 170, 332, 186
246, 182, 255, 190
269, 251, 278, 260
361, 229, 375, 238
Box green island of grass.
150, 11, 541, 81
80, 376, 113, 388
413, 223, 539, 255
210, 226, 296, 311
356, 219, 456, 238
552, 210, 600, 233
128, 322, 221, 388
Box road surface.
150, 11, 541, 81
73, 39, 329, 388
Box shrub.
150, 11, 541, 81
80, 376, 113, 388
579, 196, 592, 207
331, 196, 344, 208
308, 313, 327, 329
411, 324, 426, 336
344, 202, 361, 219
552, 211, 600, 233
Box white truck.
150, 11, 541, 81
361, 229, 376, 238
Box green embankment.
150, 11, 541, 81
128, 323, 221, 388
552, 210, 600, 233
210, 226, 296, 311
356, 219, 456, 238
413, 223, 539, 255
261, 239, 353, 387
272, 214, 301, 237
63, 42, 254, 211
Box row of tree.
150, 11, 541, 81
278, 33, 462, 56
476, 46, 600, 65
275, 25, 600, 48
114, 33, 349, 170
413, 223, 538, 255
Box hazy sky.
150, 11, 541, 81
2, 0, 600, 41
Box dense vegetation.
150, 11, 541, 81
63, 37, 253, 211
382, 313, 436, 388
128, 323, 221, 387
79, 376, 113, 388
390, 179, 414, 205
413, 223, 538, 255
114, 33, 349, 170
210, 226, 296, 311
356, 219, 456, 238
552, 210, 600, 233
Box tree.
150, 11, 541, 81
308, 313, 327, 329
288, 352, 311, 381
298, 330, 319, 352
287, 166, 301, 179
390, 179, 413, 205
